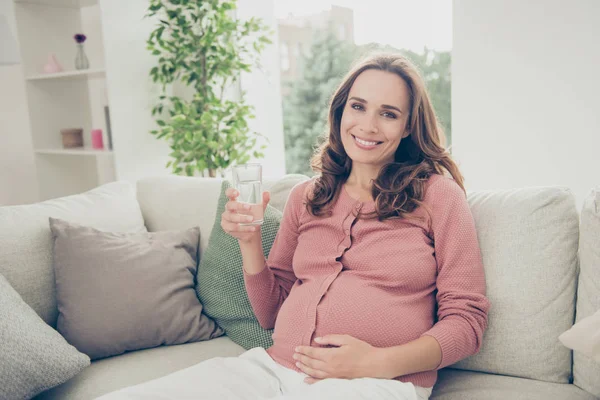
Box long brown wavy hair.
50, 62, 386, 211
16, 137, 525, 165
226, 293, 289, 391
307, 52, 465, 222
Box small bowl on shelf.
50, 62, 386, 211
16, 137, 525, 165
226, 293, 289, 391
60, 128, 84, 148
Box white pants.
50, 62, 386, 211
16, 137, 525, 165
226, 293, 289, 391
96, 347, 433, 400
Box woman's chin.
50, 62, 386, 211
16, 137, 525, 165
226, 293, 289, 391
348, 154, 383, 167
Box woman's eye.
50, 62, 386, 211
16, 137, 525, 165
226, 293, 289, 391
351, 103, 396, 119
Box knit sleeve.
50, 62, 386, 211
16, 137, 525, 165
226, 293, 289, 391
243, 181, 307, 329
420, 176, 491, 369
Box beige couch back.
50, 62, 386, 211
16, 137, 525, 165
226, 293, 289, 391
135, 174, 309, 253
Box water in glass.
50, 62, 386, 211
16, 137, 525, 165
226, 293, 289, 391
237, 179, 263, 226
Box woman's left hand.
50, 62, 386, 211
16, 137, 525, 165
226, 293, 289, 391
293, 334, 384, 383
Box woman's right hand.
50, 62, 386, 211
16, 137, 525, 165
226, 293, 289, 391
221, 188, 270, 244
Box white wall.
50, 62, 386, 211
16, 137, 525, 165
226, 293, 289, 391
99, 0, 286, 183
452, 0, 600, 209
100, 0, 172, 183
0, 1, 38, 206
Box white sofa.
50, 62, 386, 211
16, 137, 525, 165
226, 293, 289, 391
1, 174, 598, 400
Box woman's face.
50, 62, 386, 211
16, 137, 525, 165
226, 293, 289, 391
340, 69, 411, 168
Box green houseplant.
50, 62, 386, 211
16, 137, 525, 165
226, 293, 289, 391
146, 0, 272, 177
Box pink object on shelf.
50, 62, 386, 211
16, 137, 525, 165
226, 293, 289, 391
42, 53, 64, 74
91, 129, 104, 149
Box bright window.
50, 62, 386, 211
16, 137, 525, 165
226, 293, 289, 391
275, 1, 452, 176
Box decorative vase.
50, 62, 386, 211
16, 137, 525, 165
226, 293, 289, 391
75, 43, 89, 70
43, 53, 64, 74
91, 129, 104, 149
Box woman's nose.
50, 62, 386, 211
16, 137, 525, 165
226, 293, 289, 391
359, 115, 378, 133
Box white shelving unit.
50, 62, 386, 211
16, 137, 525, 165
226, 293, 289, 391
34, 147, 113, 156
26, 68, 105, 81
13, 0, 116, 201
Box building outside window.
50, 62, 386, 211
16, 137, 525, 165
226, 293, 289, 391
338, 23, 346, 40
280, 42, 290, 72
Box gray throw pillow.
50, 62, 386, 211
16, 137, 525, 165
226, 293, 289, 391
0, 274, 90, 400
49, 218, 223, 360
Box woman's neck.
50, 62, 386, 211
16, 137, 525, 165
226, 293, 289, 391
344, 174, 376, 202
346, 166, 379, 192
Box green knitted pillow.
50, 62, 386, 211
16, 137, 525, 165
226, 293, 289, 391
196, 180, 282, 349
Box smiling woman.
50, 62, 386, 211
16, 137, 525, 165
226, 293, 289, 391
307, 52, 462, 222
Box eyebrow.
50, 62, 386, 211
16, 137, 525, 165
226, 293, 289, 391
348, 96, 403, 114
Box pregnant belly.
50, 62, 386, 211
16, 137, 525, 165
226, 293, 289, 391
313, 284, 435, 348
272, 281, 435, 351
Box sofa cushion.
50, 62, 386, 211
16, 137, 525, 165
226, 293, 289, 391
266, 174, 311, 212
195, 180, 283, 349
136, 175, 224, 253
560, 308, 600, 360
34, 337, 245, 400
430, 369, 597, 400
0, 181, 146, 327
49, 218, 223, 360
573, 187, 600, 397
451, 187, 579, 383
0, 274, 90, 400
136, 174, 310, 254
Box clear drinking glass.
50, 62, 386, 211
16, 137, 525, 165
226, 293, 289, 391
232, 163, 264, 226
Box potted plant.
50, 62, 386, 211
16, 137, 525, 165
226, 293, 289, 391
146, 0, 272, 177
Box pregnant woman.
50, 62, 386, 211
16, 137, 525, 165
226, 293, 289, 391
98, 52, 490, 400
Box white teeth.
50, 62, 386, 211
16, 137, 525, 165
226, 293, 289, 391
353, 135, 379, 146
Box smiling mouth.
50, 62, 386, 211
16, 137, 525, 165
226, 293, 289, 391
351, 134, 383, 146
